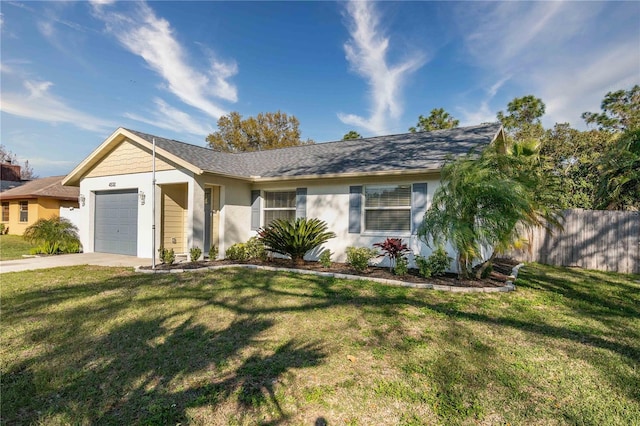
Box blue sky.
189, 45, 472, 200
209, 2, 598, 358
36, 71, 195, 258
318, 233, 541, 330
1, 1, 639, 177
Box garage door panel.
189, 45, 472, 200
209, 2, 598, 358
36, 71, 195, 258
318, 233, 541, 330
95, 190, 138, 255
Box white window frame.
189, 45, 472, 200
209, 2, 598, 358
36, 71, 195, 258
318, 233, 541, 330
263, 190, 296, 225
19, 201, 28, 222
363, 184, 412, 233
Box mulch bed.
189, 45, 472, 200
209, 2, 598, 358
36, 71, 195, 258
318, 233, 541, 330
142, 257, 521, 288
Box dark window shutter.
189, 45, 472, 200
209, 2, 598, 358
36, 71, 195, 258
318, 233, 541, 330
411, 183, 428, 234
349, 186, 362, 234
251, 190, 261, 230
296, 188, 307, 219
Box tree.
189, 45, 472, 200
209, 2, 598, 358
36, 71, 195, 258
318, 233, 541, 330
419, 145, 560, 279
595, 129, 640, 210
497, 95, 545, 140
342, 130, 362, 140
582, 85, 640, 132
409, 108, 459, 133
0, 144, 36, 179
539, 123, 611, 209
206, 111, 313, 152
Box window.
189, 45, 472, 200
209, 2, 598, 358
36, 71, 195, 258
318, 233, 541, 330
1, 202, 8, 222
19, 201, 28, 222
364, 185, 411, 232
263, 191, 296, 224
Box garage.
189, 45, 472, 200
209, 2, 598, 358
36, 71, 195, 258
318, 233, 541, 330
94, 189, 138, 255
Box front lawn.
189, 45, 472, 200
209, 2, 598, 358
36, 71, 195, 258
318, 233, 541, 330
2, 264, 639, 425
0, 234, 36, 260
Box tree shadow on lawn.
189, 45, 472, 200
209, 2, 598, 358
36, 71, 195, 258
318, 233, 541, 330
3, 266, 639, 424
2, 272, 326, 425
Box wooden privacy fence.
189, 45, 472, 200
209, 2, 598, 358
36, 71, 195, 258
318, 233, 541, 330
511, 209, 639, 274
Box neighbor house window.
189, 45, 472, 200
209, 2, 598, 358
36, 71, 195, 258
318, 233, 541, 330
19, 201, 28, 222
1, 202, 8, 222
364, 185, 411, 232
263, 191, 296, 225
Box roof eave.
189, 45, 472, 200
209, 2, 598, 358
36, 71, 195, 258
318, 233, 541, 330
250, 167, 442, 183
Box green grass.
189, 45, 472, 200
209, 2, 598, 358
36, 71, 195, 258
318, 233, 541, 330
0, 234, 37, 260
1, 264, 639, 425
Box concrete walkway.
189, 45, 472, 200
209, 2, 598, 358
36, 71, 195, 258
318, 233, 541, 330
0, 253, 151, 273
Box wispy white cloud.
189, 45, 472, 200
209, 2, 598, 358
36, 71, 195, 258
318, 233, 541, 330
455, 1, 639, 127
92, 1, 237, 119
1, 77, 115, 132
338, 1, 425, 134
458, 75, 510, 126
125, 98, 213, 136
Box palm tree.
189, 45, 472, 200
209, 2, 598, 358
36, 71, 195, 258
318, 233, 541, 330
419, 144, 561, 279
596, 129, 640, 210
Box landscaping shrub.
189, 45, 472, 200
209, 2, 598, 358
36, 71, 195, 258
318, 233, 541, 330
319, 249, 332, 268
393, 256, 409, 276
245, 236, 267, 261
346, 246, 378, 273
23, 217, 81, 255
416, 246, 452, 278
190, 247, 202, 262
208, 244, 219, 260
258, 218, 336, 264
158, 247, 176, 265
373, 238, 410, 272
225, 243, 248, 261
225, 237, 266, 262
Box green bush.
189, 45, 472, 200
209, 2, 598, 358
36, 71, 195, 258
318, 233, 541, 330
258, 218, 336, 264
190, 247, 202, 262
63, 241, 82, 254
23, 217, 80, 255
30, 241, 60, 255
208, 245, 219, 260
225, 243, 248, 261
319, 249, 332, 268
416, 246, 452, 278
225, 237, 266, 262
158, 247, 175, 265
393, 256, 409, 276
346, 247, 378, 273
245, 236, 267, 261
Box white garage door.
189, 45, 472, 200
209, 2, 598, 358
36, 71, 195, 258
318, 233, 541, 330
94, 190, 138, 255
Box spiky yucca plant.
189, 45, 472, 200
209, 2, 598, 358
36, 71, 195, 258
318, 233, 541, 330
258, 218, 336, 264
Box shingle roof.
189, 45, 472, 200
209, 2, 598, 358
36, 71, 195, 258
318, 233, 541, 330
126, 123, 502, 179
0, 176, 79, 200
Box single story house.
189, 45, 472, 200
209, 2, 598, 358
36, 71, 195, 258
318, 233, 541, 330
0, 176, 80, 235
62, 123, 504, 262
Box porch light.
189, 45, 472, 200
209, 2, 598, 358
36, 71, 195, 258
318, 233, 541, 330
139, 190, 146, 205
78, 194, 86, 207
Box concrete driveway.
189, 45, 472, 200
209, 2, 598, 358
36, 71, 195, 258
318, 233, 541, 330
0, 253, 151, 273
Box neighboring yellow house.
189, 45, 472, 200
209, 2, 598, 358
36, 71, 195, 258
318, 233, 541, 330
0, 176, 79, 235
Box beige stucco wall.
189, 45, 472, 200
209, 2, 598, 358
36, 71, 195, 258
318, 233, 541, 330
86, 139, 174, 178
